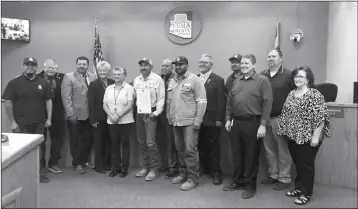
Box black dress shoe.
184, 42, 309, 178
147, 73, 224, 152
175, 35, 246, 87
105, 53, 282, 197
118, 171, 128, 178
223, 181, 245, 191
165, 170, 178, 179
95, 169, 106, 174
213, 175, 223, 185
109, 169, 120, 177
241, 189, 256, 199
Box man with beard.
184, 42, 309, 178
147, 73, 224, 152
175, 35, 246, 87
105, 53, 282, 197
156, 59, 179, 178
61, 56, 97, 174
133, 58, 165, 182
2, 57, 53, 183
167, 56, 207, 191
197, 54, 225, 185
38, 59, 65, 174
225, 54, 242, 94
224, 54, 273, 199
260, 49, 293, 190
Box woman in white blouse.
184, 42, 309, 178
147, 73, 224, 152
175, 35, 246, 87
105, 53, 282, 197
103, 66, 135, 178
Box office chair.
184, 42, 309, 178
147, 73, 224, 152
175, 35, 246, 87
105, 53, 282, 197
315, 83, 338, 102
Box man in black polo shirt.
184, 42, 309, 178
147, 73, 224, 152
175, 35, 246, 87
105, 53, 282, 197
225, 54, 242, 95
260, 49, 293, 190
223, 54, 273, 199
2, 57, 53, 183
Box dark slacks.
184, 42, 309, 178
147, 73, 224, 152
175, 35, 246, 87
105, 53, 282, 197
67, 119, 94, 166
136, 114, 160, 171
231, 118, 262, 191
287, 138, 321, 196
173, 125, 200, 184
43, 116, 65, 167
156, 116, 178, 172
198, 125, 222, 176
108, 123, 134, 172
15, 122, 45, 169
93, 120, 111, 170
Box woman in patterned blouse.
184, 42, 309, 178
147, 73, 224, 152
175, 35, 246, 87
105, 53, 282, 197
277, 66, 330, 205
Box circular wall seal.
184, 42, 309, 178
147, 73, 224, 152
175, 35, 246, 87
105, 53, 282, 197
164, 6, 202, 45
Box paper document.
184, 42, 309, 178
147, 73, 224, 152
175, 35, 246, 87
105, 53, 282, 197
136, 88, 152, 114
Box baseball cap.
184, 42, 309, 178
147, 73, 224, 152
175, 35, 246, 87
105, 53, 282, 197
229, 54, 242, 62
172, 56, 189, 65
138, 58, 153, 66
23, 57, 38, 65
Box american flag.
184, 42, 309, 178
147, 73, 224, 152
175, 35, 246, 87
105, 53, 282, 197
93, 24, 103, 76
274, 20, 280, 50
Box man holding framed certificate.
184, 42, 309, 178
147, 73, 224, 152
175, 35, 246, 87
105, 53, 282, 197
133, 58, 165, 182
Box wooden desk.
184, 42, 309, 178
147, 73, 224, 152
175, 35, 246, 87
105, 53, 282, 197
315, 103, 358, 189
1, 133, 44, 208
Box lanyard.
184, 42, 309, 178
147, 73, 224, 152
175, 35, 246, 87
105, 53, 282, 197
113, 85, 124, 111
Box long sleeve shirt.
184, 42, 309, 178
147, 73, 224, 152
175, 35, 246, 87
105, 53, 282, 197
166, 71, 207, 126
133, 72, 165, 116
225, 72, 273, 125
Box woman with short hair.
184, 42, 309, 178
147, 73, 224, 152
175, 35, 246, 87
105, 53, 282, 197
277, 66, 330, 205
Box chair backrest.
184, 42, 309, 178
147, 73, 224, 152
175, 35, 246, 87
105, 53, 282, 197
315, 83, 338, 102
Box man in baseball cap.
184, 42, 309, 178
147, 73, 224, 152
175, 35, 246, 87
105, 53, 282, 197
2, 56, 53, 183
172, 56, 188, 65
225, 54, 242, 94
138, 57, 153, 66
23, 56, 38, 65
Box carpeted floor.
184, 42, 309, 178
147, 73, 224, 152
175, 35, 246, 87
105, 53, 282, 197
39, 167, 357, 208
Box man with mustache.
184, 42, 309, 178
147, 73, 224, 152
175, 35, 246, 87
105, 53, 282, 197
225, 54, 242, 95
260, 49, 293, 190
61, 56, 97, 174
38, 59, 65, 175
2, 57, 53, 183
133, 58, 165, 182
197, 54, 226, 185
167, 56, 207, 191
156, 59, 179, 178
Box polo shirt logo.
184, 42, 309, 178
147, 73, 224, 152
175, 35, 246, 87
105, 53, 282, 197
147, 83, 154, 88
183, 83, 191, 87
38, 85, 42, 90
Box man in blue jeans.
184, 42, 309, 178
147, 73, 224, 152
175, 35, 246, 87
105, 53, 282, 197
166, 56, 207, 191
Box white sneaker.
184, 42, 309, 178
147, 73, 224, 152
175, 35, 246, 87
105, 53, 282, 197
172, 175, 186, 184
136, 168, 149, 177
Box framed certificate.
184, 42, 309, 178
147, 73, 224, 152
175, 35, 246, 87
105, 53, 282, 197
136, 88, 152, 114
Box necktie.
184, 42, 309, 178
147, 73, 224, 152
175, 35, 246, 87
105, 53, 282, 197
82, 74, 88, 87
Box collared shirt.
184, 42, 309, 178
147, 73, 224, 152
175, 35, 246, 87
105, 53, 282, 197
225, 71, 243, 95
133, 72, 165, 116
225, 71, 273, 125
161, 72, 175, 119
103, 82, 134, 124
166, 71, 207, 126
199, 70, 212, 84
260, 66, 293, 117
2, 74, 51, 125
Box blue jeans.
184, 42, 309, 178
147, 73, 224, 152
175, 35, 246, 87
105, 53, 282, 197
136, 114, 160, 172
173, 125, 200, 184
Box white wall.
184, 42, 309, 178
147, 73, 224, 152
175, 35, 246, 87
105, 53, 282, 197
326, 2, 358, 103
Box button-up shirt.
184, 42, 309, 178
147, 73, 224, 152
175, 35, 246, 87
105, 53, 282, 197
226, 71, 273, 125
199, 70, 212, 84
133, 72, 165, 116
260, 66, 293, 117
166, 71, 207, 126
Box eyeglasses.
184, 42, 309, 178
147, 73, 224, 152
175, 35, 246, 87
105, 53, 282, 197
294, 75, 306, 79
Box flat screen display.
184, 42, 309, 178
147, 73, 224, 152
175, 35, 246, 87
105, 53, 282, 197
1, 17, 30, 42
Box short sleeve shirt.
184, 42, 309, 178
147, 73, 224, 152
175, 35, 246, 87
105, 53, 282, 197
103, 82, 134, 124
2, 74, 51, 125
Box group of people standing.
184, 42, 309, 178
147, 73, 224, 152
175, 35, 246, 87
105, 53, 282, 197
2, 48, 330, 205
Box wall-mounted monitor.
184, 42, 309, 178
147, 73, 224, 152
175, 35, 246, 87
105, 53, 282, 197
1, 17, 30, 43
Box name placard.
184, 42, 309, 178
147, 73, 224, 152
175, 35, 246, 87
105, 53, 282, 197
327, 107, 345, 118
